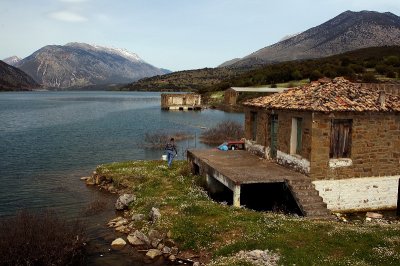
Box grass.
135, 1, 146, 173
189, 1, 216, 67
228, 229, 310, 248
96, 160, 400, 265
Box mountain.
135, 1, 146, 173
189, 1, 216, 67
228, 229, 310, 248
0, 60, 39, 91
15, 42, 169, 89
122, 67, 246, 92
3, 56, 22, 66
221, 10, 400, 68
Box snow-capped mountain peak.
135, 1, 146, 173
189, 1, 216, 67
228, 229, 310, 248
65, 42, 144, 63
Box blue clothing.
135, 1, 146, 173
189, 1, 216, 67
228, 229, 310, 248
165, 141, 177, 167
218, 142, 228, 151
167, 150, 175, 167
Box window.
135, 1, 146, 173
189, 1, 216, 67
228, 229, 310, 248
250, 111, 258, 141
330, 119, 352, 158
290, 117, 303, 155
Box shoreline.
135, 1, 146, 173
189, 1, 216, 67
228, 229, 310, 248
82, 160, 400, 266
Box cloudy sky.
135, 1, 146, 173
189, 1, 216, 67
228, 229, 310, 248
1, 0, 399, 71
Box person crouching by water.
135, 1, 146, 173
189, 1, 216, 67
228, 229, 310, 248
165, 138, 178, 168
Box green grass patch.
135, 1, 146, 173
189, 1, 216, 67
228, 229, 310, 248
97, 160, 400, 265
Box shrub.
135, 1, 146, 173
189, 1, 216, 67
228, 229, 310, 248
361, 72, 378, 83
200, 120, 244, 144
143, 131, 193, 149
309, 70, 323, 81
0, 210, 86, 266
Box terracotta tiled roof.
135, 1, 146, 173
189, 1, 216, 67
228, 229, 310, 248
243, 77, 400, 112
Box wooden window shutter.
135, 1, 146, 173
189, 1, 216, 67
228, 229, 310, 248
330, 120, 352, 158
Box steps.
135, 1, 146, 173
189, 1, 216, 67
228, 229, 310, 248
286, 179, 333, 220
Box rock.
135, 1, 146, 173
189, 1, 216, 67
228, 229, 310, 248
127, 235, 144, 246
366, 212, 383, 219
131, 214, 145, 222
111, 238, 126, 249
170, 246, 179, 255
115, 194, 136, 211
80, 176, 90, 181
114, 218, 128, 227
146, 249, 162, 259
193, 262, 200, 266
110, 216, 124, 223
149, 207, 161, 223
366, 217, 372, 222
115, 225, 130, 233
151, 238, 162, 248
162, 246, 171, 254
157, 243, 165, 250
168, 255, 176, 262
128, 230, 150, 247
85, 177, 96, 185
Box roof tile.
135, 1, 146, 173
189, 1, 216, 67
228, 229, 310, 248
243, 77, 400, 112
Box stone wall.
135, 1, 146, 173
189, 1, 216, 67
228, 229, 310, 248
313, 176, 399, 212
161, 93, 201, 109
310, 112, 400, 180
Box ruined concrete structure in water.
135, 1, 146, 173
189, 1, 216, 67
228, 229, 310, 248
161, 93, 201, 110
243, 77, 400, 212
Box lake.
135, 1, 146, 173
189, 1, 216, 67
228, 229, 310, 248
0, 91, 244, 264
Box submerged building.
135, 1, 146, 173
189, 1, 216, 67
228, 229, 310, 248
161, 93, 202, 110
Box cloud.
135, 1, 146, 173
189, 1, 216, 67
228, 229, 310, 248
48, 10, 88, 22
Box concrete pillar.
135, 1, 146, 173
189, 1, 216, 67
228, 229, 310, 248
233, 185, 241, 208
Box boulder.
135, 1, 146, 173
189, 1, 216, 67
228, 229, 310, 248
128, 230, 151, 247
162, 246, 171, 254
149, 207, 161, 223
169, 255, 176, 262
111, 238, 126, 249
146, 249, 162, 259
151, 238, 162, 248
127, 235, 144, 246
114, 218, 128, 227
115, 194, 136, 210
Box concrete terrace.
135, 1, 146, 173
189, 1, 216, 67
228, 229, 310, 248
187, 149, 332, 219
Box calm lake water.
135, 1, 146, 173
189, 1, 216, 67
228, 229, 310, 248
0, 91, 243, 264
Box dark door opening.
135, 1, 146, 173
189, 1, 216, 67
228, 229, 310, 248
241, 182, 302, 215
207, 180, 303, 215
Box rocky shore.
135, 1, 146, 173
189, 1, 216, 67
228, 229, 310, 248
81, 160, 400, 266
83, 174, 197, 265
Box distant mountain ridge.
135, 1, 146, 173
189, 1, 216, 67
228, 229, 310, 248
221, 10, 400, 68
0, 60, 39, 91
15, 42, 169, 89
3, 56, 21, 66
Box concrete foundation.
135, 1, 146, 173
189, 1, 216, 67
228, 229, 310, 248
313, 176, 399, 212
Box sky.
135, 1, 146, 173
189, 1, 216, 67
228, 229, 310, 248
1, 0, 399, 71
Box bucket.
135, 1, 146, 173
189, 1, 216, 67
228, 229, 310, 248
161, 155, 167, 161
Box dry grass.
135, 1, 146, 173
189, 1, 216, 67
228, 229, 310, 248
0, 210, 86, 266
200, 120, 244, 144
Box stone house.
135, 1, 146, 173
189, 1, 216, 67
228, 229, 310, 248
161, 93, 201, 110
224, 87, 287, 106
243, 77, 400, 212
